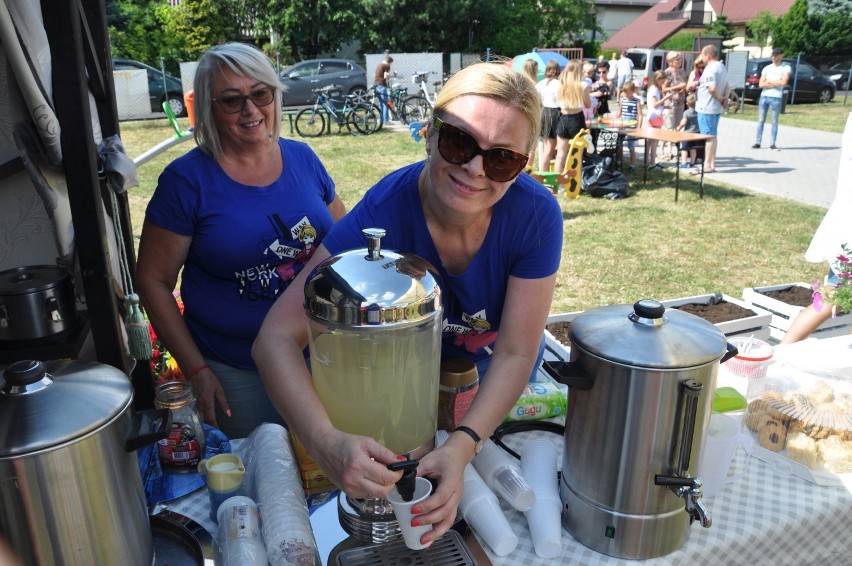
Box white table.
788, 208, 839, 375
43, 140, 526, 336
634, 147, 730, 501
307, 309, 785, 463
171, 336, 852, 565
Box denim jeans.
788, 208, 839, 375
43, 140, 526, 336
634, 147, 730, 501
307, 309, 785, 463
375, 84, 389, 123
756, 95, 782, 146
206, 358, 287, 439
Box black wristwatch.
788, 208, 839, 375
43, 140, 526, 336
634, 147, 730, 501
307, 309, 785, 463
454, 426, 484, 455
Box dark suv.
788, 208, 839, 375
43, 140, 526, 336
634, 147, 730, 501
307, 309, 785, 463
740, 58, 835, 104
279, 59, 367, 106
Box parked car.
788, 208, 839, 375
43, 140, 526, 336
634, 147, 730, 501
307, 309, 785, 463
739, 58, 836, 104
278, 59, 367, 106
112, 58, 186, 116
826, 61, 851, 91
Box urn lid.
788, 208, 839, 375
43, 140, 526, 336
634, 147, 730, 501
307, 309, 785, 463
569, 299, 730, 369
304, 228, 442, 328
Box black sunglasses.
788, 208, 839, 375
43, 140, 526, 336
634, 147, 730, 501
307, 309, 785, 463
433, 117, 528, 182
213, 87, 275, 114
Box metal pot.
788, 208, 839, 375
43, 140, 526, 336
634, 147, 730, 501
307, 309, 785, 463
0, 359, 169, 565
545, 300, 737, 559
0, 265, 77, 342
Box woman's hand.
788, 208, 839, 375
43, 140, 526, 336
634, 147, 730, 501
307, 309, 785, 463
310, 429, 404, 499
189, 367, 230, 428
410, 440, 469, 544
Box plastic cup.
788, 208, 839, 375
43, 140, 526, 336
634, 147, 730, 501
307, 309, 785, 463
525, 497, 563, 559
520, 438, 559, 501
724, 337, 774, 401
387, 476, 433, 550
459, 478, 518, 556
698, 413, 741, 498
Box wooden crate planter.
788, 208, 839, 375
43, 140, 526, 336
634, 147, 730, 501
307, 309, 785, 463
743, 282, 852, 341
660, 294, 772, 341
544, 311, 582, 360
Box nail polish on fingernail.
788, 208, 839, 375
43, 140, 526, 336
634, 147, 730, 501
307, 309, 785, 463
226, 409, 232, 417
411, 520, 420, 527
411, 507, 421, 514
396, 454, 406, 460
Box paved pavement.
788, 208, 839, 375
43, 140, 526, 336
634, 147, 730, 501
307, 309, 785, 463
708, 114, 845, 209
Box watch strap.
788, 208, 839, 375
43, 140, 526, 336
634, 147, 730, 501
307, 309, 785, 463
454, 425, 483, 454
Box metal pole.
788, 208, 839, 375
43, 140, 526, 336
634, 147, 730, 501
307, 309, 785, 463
790, 53, 801, 105
159, 56, 168, 111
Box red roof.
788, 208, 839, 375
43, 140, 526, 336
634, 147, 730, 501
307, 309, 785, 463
602, 0, 686, 51
602, 0, 796, 50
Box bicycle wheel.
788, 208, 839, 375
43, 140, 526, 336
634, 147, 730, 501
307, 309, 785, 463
294, 109, 326, 137
367, 102, 384, 132
346, 104, 380, 136
401, 95, 432, 125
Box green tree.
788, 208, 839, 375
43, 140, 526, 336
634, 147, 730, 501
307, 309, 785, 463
746, 10, 778, 57
706, 14, 736, 53
255, 0, 358, 62
773, 0, 814, 55
659, 31, 698, 52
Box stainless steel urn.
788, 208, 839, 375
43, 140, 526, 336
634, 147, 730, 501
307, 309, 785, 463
548, 300, 736, 559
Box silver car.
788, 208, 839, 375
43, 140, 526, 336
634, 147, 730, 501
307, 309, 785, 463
279, 59, 368, 106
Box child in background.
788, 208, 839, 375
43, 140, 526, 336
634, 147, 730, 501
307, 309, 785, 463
617, 80, 643, 172
582, 61, 598, 120
676, 94, 700, 168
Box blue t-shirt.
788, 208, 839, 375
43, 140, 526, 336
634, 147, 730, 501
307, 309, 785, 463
322, 161, 563, 362
146, 138, 336, 369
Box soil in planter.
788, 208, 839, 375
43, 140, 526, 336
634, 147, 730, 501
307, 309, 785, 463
674, 301, 758, 324
546, 321, 572, 346
760, 286, 813, 308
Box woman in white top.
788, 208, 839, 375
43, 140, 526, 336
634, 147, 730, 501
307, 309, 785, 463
645, 70, 673, 168
535, 60, 562, 171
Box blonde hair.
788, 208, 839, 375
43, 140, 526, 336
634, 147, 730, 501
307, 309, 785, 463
622, 80, 636, 95
193, 42, 281, 159
686, 93, 697, 106
557, 60, 586, 110
652, 70, 666, 86
522, 59, 539, 84
434, 63, 541, 151
544, 60, 561, 79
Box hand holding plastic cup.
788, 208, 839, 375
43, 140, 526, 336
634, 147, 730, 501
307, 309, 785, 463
387, 476, 433, 550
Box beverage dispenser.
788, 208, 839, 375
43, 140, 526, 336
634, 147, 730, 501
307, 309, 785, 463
303, 228, 442, 543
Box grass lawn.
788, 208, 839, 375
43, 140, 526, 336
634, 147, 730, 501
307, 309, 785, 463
120, 116, 828, 316
727, 96, 851, 133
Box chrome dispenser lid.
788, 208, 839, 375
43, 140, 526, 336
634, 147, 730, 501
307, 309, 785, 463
304, 228, 442, 327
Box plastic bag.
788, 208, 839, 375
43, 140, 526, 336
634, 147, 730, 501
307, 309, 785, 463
581, 154, 630, 199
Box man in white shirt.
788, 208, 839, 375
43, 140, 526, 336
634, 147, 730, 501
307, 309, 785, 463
753, 48, 790, 150
615, 49, 634, 100
695, 44, 729, 173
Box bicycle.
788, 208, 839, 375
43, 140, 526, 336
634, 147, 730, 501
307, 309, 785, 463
368, 81, 409, 126
402, 71, 437, 124
294, 85, 379, 137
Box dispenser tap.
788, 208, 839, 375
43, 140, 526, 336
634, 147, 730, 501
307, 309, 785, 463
387, 459, 419, 502
654, 475, 712, 528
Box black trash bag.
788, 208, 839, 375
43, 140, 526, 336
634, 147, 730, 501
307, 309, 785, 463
581, 153, 630, 199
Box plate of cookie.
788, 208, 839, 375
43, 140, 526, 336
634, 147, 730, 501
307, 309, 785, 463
742, 364, 852, 487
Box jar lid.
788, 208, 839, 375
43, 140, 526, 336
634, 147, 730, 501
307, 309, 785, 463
569, 300, 729, 369
304, 228, 442, 327
0, 265, 71, 296
0, 359, 133, 457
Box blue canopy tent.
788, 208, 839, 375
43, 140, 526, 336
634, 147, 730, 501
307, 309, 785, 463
511, 51, 569, 81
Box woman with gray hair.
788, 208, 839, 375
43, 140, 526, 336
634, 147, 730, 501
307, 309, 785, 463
137, 42, 346, 439
254, 62, 562, 545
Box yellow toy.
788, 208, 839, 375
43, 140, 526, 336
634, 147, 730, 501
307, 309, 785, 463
530, 128, 590, 200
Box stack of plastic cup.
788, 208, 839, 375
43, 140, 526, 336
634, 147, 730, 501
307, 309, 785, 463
472, 439, 536, 512
520, 438, 562, 559
724, 336, 774, 402
436, 431, 517, 556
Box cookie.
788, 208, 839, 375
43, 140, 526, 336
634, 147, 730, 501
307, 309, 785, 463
805, 380, 835, 405
757, 421, 786, 452
785, 432, 822, 470
817, 435, 852, 474
746, 408, 768, 432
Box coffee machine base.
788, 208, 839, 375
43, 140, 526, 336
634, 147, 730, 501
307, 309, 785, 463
560, 480, 689, 560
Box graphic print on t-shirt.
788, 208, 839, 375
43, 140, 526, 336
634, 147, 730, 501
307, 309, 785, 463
236, 213, 318, 301
446, 308, 498, 354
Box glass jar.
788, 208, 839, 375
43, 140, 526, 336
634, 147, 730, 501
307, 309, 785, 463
438, 359, 479, 431
154, 380, 205, 472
